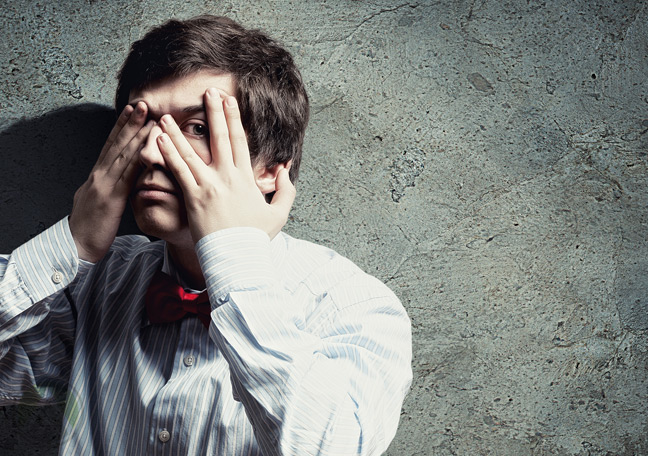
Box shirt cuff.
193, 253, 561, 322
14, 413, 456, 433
195, 227, 277, 302
12, 217, 80, 303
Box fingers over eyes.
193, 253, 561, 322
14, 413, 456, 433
149, 89, 254, 191
222, 96, 253, 171
106, 120, 154, 180
98, 102, 148, 168
157, 116, 205, 188
205, 88, 236, 170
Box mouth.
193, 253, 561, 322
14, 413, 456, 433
134, 183, 178, 201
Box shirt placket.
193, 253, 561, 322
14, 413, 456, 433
146, 317, 205, 454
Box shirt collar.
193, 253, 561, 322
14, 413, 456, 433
161, 242, 205, 294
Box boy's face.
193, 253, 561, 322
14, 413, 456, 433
127, 71, 267, 247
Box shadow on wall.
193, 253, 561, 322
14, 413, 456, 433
0, 104, 143, 253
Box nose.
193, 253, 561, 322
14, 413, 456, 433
139, 123, 166, 170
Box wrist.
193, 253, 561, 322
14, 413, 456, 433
69, 220, 105, 263
196, 227, 275, 299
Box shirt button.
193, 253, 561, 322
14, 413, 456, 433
158, 429, 170, 443
51, 271, 63, 284
183, 355, 195, 367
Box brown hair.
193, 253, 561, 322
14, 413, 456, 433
115, 15, 309, 181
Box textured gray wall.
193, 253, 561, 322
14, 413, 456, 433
1, 0, 647, 455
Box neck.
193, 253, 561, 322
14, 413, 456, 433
167, 242, 206, 290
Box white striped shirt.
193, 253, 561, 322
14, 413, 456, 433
0, 217, 412, 455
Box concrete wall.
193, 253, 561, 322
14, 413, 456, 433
1, 0, 646, 454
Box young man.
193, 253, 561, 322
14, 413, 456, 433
0, 16, 412, 455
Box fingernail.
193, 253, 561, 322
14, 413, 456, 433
136, 102, 146, 115
160, 114, 172, 125
225, 96, 237, 108
207, 88, 220, 98
157, 133, 168, 143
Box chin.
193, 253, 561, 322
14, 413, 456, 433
132, 202, 189, 245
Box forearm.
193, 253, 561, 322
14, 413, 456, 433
0, 217, 84, 404
213, 293, 411, 455
0, 218, 80, 337
197, 229, 412, 455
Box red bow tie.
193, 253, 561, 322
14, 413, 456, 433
145, 270, 211, 328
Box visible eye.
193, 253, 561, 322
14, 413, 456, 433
181, 122, 208, 138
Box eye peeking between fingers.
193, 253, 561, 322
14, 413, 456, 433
181, 121, 209, 139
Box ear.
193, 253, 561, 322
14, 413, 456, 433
253, 160, 292, 195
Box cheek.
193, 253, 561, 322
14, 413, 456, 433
188, 138, 212, 164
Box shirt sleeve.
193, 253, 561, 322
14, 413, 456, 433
0, 217, 85, 404
196, 228, 413, 456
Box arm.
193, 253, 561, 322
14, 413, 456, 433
69, 102, 153, 262
197, 229, 412, 455
157, 90, 412, 454
0, 218, 80, 404
0, 103, 152, 404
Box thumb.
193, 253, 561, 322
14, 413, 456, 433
267, 168, 296, 238
270, 168, 296, 211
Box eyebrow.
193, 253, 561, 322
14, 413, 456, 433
181, 104, 205, 114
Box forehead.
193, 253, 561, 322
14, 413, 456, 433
128, 71, 236, 115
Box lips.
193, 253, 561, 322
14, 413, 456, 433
137, 183, 176, 194
134, 181, 178, 201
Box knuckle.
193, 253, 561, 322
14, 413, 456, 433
177, 169, 194, 183
116, 118, 128, 130
226, 108, 241, 120
209, 98, 224, 112
137, 124, 152, 137
204, 186, 219, 199
128, 113, 145, 127
116, 111, 130, 126
88, 169, 102, 182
